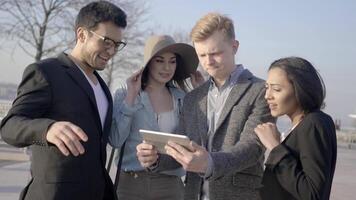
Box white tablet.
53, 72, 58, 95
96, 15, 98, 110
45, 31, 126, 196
139, 129, 191, 154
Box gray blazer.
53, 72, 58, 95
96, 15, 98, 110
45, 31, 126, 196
180, 69, 273, 200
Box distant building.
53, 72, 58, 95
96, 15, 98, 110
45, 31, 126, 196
0, 83, 17, 121
0, 100, 12, 120
0, 83, 17, 100
350, 114, 356, 129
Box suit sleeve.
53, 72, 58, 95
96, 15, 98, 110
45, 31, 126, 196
265, 116, 335, 200
209, 85, 273, 180
0, 64, 55, 147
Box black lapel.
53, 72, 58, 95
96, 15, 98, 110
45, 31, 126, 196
58, 53, 102, 133
95, 71, 113, 137
59, 53, 98, 108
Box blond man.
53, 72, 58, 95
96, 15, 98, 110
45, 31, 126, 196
137, 13, 274, 200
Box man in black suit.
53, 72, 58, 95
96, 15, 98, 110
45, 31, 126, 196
0, 1, 127, 200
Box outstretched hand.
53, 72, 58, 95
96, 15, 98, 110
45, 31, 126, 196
46, 121, 88, 156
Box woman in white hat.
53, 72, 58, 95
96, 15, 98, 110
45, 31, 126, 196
109, 35, 203, 200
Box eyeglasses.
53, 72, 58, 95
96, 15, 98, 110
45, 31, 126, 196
90, 31, 126, 52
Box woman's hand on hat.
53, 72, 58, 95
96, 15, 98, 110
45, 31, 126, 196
191, 70, 205, 89
125, 68, 144, 106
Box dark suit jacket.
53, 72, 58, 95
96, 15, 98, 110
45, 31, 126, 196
0, 53, 115, 200
261, 110, 337, 200
157, 69, 274, 200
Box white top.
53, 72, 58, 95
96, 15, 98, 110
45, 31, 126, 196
155, 93, 179, 133
155, 97, 185, 177
156, 110, 178, 133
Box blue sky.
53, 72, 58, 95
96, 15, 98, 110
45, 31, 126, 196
0, 0, 355, 128
147, 0, 356, 128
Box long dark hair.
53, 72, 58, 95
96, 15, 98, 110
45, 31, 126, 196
141, 54, 190, 92
269, 57, 326, 113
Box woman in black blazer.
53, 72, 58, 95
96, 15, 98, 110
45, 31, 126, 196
254, 57, 337, 200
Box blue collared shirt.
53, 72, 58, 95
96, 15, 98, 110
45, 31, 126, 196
202, 64, 245, 199
109, 84, 185, 176
207, 64, 244, 134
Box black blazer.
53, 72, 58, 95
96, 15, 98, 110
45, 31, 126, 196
260, 110, 337, 200
0, 53, 115, 200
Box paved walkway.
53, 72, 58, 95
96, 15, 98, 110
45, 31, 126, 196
1, 141, 355, 200
0, 140, 30, 200
330, 144, 356, 200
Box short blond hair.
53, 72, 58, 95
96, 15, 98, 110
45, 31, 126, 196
190, 13, 235, 42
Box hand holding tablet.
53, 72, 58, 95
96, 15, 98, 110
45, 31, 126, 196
139, 129, 191, 154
